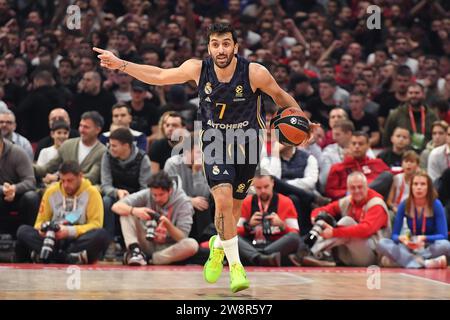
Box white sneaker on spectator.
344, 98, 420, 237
424, 255, 447, 269
127, 248, 147, 266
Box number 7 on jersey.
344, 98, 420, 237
216, 103, 227, 119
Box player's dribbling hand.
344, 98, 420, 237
298, 122, 320, 147
93, 47, 122, 70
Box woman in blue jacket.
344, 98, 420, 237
377, 171, 449, 268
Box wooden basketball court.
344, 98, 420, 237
0, 263, 449, 300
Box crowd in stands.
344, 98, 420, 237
0, 0, 449, 268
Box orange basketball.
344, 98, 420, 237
270, 107, 311, 146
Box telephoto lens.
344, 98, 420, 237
262, 212, 272, 236
304, 212, 337, 248
39, 221, 61, 262
145, 212, 161, 241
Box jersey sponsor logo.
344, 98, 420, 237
236, 183, 246, 193
204, 82, 212, 95
207, 119, 249, 130
223, 169, 229, 175
233, 85, 245, 102
212, 165, 220, 175
205, 96, 211, 102
235, 85, 243, 97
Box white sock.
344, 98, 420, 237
214, 235, 222, 248
221, 236, 241, 266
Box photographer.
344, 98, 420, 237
237, 175, 301, 267
111, 171, 198, 266
15, 161, 110, 264
291, 172, 391, 267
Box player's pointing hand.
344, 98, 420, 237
93, 47, 122, 70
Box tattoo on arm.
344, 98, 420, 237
216, 212, 225, 240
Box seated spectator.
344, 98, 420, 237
159, 85, 197, 132
99, 103, 147, 151
148, 111, 187, 173
101, 128, 152, 260
237, 175, 301, 267
269, 142, 329, 235
34, 111, 107, 186
288, 73, 318, 106
71, 71, 117, 130
0, 110, 33, 160
301, 124, 325, 165
290, 172, 391, 267
383, 83, 438, 152
113, 72, 133, 103
319, 107, 348, 149
377, 171, 449, 269
387, 151, 420, 214
305, 77, 341, 129
326, 132, 393, 200
15, 161, 110, 264
374, 65, 412, 131
127, 80, 161, 143
319, 119, 354, 190
420, 120, 448, 169
34, 108, 79, 161
164, 133, 211, 242
348, 92, 380, 147
352, 76, 379, 116
111, 171, 198, 266
36, 120, 70, 167
13, 70, 66, 143
279, 145, 319, 193
427, 124, 450, 228
0, 134, 40, 234
378, 127, 411, 170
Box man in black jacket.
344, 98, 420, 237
71, 71, 117, 129
101, 128, 151, 259
13, 70, 66, 142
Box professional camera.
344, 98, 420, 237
304, 212, 337, 248
39, 221, 61, 262
145, 212, 162, 241
262, 212, 273, 236
251, 212, 273, 247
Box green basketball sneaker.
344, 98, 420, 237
229, 263, 250, 293
203, 235, 225, 283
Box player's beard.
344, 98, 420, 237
213, 52, 234, 69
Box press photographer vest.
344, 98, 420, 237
108, 150, 145, 194
338, 195, 392, 240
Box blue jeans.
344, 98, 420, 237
103, 195, 118, 239
377, 238, 450, 268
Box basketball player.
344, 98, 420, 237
94, 23, 314, 293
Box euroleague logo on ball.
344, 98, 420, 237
290, 117, 298, 125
